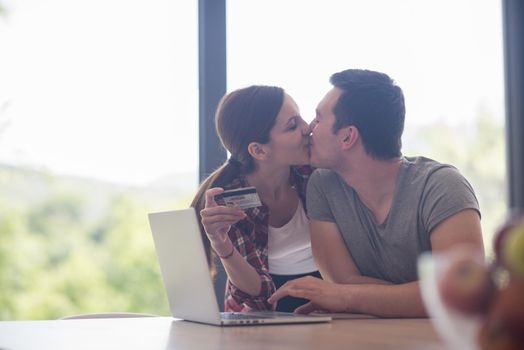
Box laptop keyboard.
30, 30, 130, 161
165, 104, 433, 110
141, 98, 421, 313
220, 312, 271, 320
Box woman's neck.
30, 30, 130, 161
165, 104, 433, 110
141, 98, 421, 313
246, 165, 291, 202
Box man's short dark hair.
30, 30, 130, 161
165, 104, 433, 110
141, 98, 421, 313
330, 69, 405, 160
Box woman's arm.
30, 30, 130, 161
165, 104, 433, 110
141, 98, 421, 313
201, 187, 264, 295
201, 188, 275, 310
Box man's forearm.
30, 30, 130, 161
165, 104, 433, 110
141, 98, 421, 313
340, 281, 427, 317
336, 274, 392, 285
317, 264, 392, 285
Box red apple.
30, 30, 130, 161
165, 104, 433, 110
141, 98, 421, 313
439, 252, 495, 315
478, 320, 522, 350
478, 279, 524, 349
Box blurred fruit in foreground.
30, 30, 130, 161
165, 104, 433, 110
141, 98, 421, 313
501, 225, 524, 279
478, 279, 524, 350
494, 215, 524, 268
439, 250, 495, 315
426, 215, 524, 350
478, 321, 521, 350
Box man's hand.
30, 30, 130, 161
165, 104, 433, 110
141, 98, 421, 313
267, 276, 348, 314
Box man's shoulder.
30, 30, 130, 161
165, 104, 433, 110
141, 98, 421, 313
403, 156, 461, 180
310, 168, 340, 182
402, 156, 475, 197
307, 169, 347, 204
308, 169, 346, 192
403, 155, 451, 169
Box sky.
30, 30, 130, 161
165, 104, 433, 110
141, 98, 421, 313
0, 0, 504, 187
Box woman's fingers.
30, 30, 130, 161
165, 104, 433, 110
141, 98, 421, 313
202, 212, 244, 223
201, 188, 246, 238
201, 204, 244, 216
204, 187, 224, 208
201, 205, 245, 223
201, 210, 245, 227
203, 221, 234, 234
201, 206, 245, 239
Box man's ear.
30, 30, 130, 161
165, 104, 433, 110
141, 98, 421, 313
247, 142, 268, 160
341, 126, 359, 150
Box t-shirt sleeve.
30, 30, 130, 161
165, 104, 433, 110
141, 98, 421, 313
421, 166, 481, 235
306, 169, 336, 222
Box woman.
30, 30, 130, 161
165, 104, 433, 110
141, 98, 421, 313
191, 85, 320, 312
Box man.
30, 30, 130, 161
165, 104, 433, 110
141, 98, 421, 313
268, 69, 483, 317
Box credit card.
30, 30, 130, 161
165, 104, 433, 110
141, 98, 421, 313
214, 186, 262, 209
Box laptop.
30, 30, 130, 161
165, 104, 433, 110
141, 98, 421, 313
148, 208, 332, 326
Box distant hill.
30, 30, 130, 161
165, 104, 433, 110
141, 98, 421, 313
0, 163, 198, 218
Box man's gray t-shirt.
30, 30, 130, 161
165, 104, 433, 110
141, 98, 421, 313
307, 156, 480, 284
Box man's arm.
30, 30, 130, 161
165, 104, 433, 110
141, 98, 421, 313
268, 277, 424, 317
429, 208, 484, 254
310, 219, 390, 285
270, 209, 483, 317
346, 208, 483, 317
269, 218, 422, 316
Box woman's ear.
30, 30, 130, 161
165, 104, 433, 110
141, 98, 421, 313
247, 142, 268, 160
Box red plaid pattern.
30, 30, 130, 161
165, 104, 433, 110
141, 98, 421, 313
222, 166, 312, 312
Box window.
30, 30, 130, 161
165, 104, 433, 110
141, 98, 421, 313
227, 0, 505, 253
0, 0, 197, 319
0, 0, 506, 320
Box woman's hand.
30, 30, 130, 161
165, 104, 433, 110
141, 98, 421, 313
200, 187, 246, 256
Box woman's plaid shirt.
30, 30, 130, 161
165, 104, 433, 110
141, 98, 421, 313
222, 166, 312, 312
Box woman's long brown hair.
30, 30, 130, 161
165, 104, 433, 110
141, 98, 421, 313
190, 85, 284, 273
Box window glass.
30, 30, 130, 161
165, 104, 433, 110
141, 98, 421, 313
227, 0, 505, 253
0, 0, 197, 319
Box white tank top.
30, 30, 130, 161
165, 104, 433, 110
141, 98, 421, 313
268, 200, 318, 275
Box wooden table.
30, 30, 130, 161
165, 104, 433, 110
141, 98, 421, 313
0, 316, 446, 350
